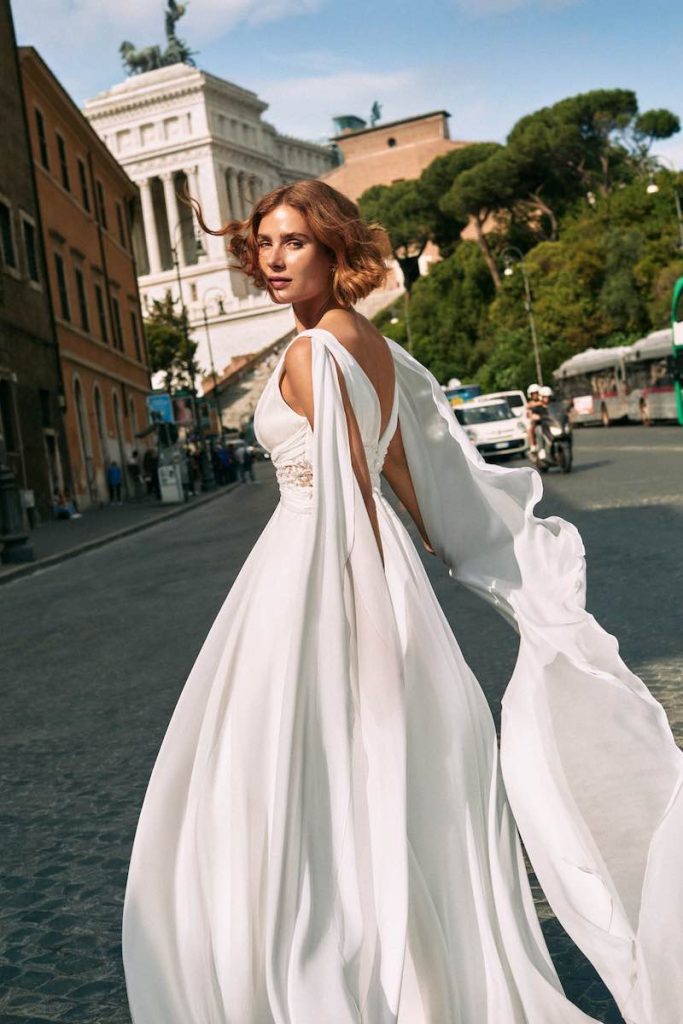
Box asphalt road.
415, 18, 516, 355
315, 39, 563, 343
0, 426, 681, 1024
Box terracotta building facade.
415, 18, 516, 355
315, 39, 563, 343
323, 110, 469, 203
322, 111, 474, 292
19, 47, 152, 509
0, 1, 69, 526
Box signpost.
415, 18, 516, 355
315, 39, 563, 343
146, 392, 185, 504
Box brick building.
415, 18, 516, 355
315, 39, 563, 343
0, 0, 69, 526
322, 110, 469, 203
322, 111, 474, 291
19, 47, 152, 509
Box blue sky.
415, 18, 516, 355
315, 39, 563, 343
11, 0, 683, 165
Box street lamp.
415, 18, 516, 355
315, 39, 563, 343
388, 298, 413, 353
501, 245, 543, 386
199, 287, 227, 435
645, 154, 683, 250
170, 224, 215, 490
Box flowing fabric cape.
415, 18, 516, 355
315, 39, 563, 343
123, 330, 681, 1024
389, 340, 683, 1024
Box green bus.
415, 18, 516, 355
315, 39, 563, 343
673, 276, 683, 425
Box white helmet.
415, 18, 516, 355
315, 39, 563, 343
526, 383, 540, 397
539, 385, 554, 398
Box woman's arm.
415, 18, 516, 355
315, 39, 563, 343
382, 421, 435, 554
282, 337, 384, 564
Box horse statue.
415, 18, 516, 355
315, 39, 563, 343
120, 1, 196, 76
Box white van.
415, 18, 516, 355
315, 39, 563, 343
453, 399, 529, 458
473, 390, 527, 418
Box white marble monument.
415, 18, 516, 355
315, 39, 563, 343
84, 63, 334, 386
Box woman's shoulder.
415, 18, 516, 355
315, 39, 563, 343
316, 310, 389, 359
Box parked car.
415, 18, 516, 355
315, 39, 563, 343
472, 389, 527, 418
453, 399, 529, 458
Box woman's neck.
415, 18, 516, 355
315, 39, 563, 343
293, 292, 351, 332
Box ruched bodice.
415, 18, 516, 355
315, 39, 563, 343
254, 328, 398, 510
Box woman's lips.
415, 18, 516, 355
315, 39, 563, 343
269, 278, 291, 291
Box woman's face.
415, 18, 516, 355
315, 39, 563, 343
256, 204, 334, 305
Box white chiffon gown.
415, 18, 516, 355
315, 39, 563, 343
123, 328, 683, 1024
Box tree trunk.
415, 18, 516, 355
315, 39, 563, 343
473, 215, 501, 290
528, 192, 558, 241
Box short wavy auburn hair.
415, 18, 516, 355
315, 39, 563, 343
190, 179, 390, 306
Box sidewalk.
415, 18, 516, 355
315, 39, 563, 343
0, 482, 244, 586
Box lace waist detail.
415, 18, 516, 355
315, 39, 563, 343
276, 459, 314, 489
275, 446, 384, 513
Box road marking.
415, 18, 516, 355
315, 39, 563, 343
577, 444, 683, 453
581, 496, 683, 510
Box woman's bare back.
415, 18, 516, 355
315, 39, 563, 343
316, 308, 396, 438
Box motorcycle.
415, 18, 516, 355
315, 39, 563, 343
531, 402, 573, 474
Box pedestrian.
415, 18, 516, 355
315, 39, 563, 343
127, 449, 143, 499
233, 441, 246, 483
142, 447, 159, 498
107, 460, 123, 504
243, 443, 255, 483
526, 383, 543, 451
217, 444, 231, 485
124, 178, 683, 1023
211, 445, 224, 485
52, 486, 82, 519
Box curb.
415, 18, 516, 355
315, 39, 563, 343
0, 483, 241, 587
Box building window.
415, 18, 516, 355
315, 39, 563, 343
95, 180, 107, 228
39, 388, 52, 427
111, 296, 124, 351
22, 219, 39, 282
56, 133, 70, 191
115, 202, 127, 248
35, 108, 49, 169
54, 252, 70, 320
0, 201, 17, 269
94, 283, 108, 342
130, 311, 142, 361
74, 266, 90, 332
77, 159, 91, 212
0, 379, 17, 451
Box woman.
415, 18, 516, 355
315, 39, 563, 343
123, 181, 682, 1023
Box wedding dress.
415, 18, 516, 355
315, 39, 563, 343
122, 328, 683, 1024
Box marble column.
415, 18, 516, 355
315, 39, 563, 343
161, 171, 185, 267
226, 167, 241, 221
186, 164, 201, 207
237, 171, 249, 218
138, 177, 161, 275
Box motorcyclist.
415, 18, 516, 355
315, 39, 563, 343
533, 386, 555, 458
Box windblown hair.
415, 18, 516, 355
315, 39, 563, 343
188, 179, 389, 306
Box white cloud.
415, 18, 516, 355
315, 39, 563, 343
250, 68, 424, 140
452, 0, 581, 14
652, 137, 683, 171
12, 0, 326, 57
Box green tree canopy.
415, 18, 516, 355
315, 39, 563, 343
418, 142, 501, 255
372, 86, 683, 393
358, 179, 434, 292
144, 291, 199, 392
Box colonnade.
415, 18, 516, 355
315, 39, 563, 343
136, 164, 274, 277
223, 167, 269, 222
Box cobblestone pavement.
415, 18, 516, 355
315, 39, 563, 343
0, 483, 238, 583
0, 429, 680, 1023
